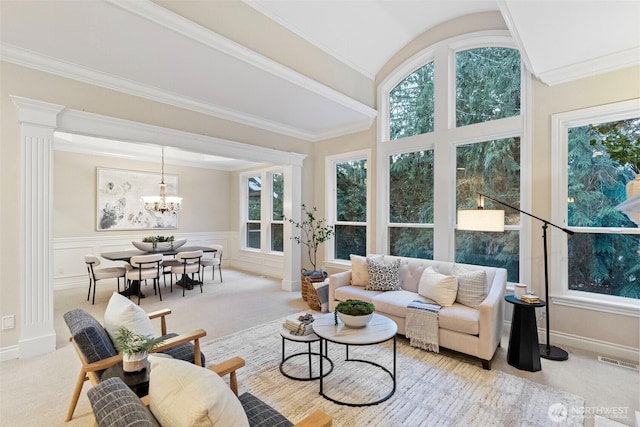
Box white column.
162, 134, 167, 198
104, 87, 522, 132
11, 96, 64, 358
281, 164, 302, 291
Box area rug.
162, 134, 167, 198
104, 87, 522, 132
202, 316, 584, 427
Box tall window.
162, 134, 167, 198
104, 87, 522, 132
242, 168, 285, 253
271, 172, 284, 252
246, 175, 261, 249
388, 150, 434, 258
554, 102, 640, 301
456, 138, 521, 282
379, 33, 526, 282
327, 151, 370, 262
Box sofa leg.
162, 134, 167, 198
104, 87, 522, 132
481, 359, 491, 370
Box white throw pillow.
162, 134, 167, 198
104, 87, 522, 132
148, 355, 249, 427
452, 264, 487, 309
103, 292, 155, 342
350, 254, 383, 286
418, 267, 458, 307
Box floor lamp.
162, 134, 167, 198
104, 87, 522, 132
458, 193, 574, 361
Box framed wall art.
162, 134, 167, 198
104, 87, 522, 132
96, 168, 179, 231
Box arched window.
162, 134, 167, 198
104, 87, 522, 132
378, 32, 528, 283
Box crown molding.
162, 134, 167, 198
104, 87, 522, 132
537, 47, 640, 86
54, 106, 307, 169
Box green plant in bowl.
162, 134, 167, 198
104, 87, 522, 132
335, 299, 375, 327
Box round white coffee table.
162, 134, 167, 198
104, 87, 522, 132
312, 312, 397, 407
279, 329, 333, 381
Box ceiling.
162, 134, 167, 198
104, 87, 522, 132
2, 0, 639, 168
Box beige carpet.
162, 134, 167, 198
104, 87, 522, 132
202, 316, 585, 427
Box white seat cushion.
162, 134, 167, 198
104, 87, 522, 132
334, 286, 381, 303
372, 290, 429, 319
93, 266, 126, 280
438, 304, 479, 335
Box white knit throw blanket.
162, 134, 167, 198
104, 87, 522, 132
405, 300, 441, 353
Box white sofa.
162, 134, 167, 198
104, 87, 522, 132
329, 255, 507, 369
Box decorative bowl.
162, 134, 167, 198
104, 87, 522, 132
337, 312, 373, 328
132, 239, 187, 252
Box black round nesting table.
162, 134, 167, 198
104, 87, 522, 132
279, 329, 333, 381
505, 295, 546, 372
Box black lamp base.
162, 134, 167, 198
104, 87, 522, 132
539, 344, 568, 361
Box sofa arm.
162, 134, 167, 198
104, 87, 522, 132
329, 270, 352, 311
477, 268, 507, 363
294, 409, 332, 427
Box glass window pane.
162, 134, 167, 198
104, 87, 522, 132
389, 151, 434, 223
568, 121, 638, 228
246, 223, 260, 249
456, 48, 520, 127
248, 176, 261, 221
271, 223, 283, 252
389, 62, 434, 140
389, 227, 433, 259
272, 173, 283, 221
567, 117, 639, 299
337, 160, 367, 222
334, 225, 366, 260
456, 138, 521, 225
568, 233, 639, 299
455, 230, 520, 283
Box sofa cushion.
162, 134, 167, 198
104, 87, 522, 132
350, 254, 383, 286
335, 286, 381, 304
439, 304, 480, 335
239, 392, 293, 427
103, 292, 156, 341
418, 267, 458, 307
64, 309, 117, 364
365, 258, 401, 291
148, 355, 249, 427
158, 332, 206, 366
372, 290, 429, 319
88, 377, 160, 427
452, 264, 487, 309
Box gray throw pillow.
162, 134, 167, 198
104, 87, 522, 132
452, 264, 487, 309
365, 258, 401, 291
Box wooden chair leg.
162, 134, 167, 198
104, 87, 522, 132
229, 370, 238, 396
66, 369, 88, 421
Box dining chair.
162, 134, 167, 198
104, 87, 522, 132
170, 250, 204, 296
126, 253, 163, 304
200, 244, 224, 282
84, 255, 127, 305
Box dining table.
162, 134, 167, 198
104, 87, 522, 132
101, 246, 216, 298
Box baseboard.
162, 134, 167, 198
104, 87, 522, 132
503, 319, 639, 363
0, 345, 19, 362
548, 329, 639, 363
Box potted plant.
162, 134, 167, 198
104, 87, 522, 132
114, 326, 164, 372
334, 299, 375, 328
132, 235, 186, 252
284, 204, 335, 282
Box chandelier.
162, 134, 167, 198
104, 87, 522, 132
141, 147, 183, 213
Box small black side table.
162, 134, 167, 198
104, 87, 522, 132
505, 295, 546, 372
102, 362, 149, 397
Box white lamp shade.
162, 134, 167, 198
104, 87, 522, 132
457, 209, 505, 232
